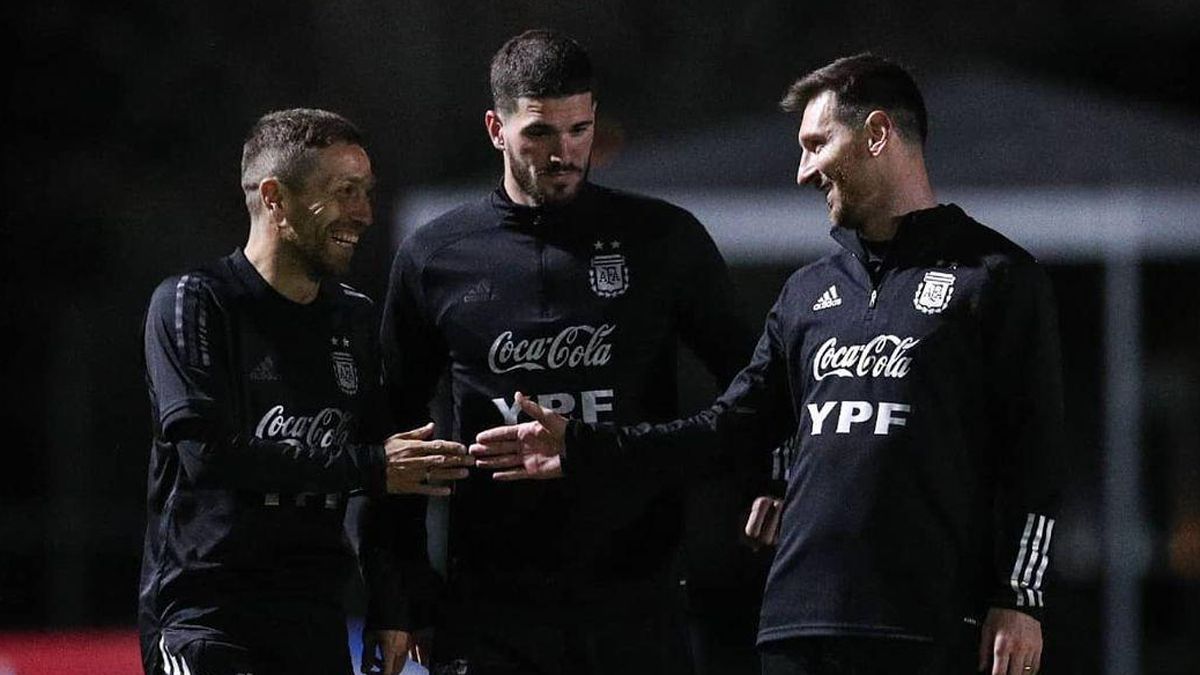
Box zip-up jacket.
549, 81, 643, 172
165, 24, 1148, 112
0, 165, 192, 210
139, 250, 404, 656
565, 204, 1065, 644
379, 183, 759, 657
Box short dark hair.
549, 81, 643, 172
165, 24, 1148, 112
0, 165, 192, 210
490, 29, 594, 114
241, 108, 364, 211
780, 53, 928, 145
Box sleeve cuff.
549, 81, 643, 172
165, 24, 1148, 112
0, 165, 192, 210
360, 443, 388, 496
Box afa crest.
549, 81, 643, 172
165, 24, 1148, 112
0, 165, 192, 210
330, 351, 359, 395
589, 253, 630, 298
913, 271, 956, 314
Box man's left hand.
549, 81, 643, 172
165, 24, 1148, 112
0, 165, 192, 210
978, 607, 1043, 675
362, 629, 409, 675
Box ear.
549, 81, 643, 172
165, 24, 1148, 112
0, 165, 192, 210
485, 110, 505, 151
864, 110, 892, 157
259, 178, 285, 221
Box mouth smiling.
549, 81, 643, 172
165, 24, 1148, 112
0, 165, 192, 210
330, 232, 359, 248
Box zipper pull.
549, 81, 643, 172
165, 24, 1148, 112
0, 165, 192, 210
869, 289, 878, 308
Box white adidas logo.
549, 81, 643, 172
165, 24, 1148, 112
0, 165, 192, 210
812, 285, 842, 311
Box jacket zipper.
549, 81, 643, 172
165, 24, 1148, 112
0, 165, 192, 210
536, 237, 548, 319
850, 250, 884, 320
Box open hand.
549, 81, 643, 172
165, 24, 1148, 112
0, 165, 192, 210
384, 423, 472, 496
470, 392, 567, 481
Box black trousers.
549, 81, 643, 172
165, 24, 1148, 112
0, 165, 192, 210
142, 611, 352, 675
431, 595, 691, 675
759, 628, 979, 675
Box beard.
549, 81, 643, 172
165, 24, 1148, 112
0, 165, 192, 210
824, 161, 870, 230
285, 213, 356, 280
509, 150, 590, 207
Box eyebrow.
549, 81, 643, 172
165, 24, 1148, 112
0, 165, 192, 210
799, 131, 825, 146
332, 174, 376, 191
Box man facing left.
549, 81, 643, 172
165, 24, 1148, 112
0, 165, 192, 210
139, 109, 471, 675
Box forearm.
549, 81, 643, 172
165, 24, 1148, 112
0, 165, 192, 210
175, 432, 386, 494
562, 402, 755, 482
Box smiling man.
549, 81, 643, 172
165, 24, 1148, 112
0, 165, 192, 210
470, 54, 1066, 675
379, 29, 768, 675
138, 109, 471, 675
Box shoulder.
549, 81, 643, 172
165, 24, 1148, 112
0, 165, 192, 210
589, 183, 700, 226
946, 207, 1040, 269
588, 184, 718, 260
945, 208, 1053, 302
783, 251, 848, 294
399, 196, 497, 268
147, 258, 237, 316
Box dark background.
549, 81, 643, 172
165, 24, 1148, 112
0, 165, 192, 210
3, 1, 1198, 672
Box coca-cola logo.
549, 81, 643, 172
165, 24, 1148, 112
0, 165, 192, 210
254, 405, 354, 449
488, 324, 615, 374
812, 335, 919, 381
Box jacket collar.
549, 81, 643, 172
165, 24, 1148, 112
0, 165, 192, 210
829, 203, 967, 264
489, 181, 598, 229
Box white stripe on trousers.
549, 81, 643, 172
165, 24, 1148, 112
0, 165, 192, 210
159, 635, 193, 675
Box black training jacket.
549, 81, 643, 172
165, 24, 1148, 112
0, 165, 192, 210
378, 183, 758, 645
566, 204, 1065, 644
139, 250, 398, 656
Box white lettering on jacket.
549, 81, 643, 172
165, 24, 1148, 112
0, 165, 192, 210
812, 335, 919, 381
254, 405, 353, 448
487, 324, 615, 374
492, 389, 614, 425
806, 400, 912, 435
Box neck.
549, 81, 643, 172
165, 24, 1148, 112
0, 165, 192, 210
502, 170, 539, 207
245, 220, 321, 304
858, 157, 937, 242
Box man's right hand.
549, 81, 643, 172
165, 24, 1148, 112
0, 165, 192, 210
384, 423, 472, 496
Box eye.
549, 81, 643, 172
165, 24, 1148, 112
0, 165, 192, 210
337, 184, 365, 200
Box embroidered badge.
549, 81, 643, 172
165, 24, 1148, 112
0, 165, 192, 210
913, 271, 956, 314
589, 241, 630, 298
330, 336, 358, 395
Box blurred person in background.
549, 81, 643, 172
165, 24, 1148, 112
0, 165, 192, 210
138, 108, 470, 675
471, 53, 1066, 675
378, 29, 769, 675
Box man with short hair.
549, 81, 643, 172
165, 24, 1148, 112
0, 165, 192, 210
472, 53, 1065, 675
380, 29, 766, 675
138, 108, 471, 675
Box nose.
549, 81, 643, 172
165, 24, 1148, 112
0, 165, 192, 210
797, 150, 819, 187
348, 190, 373, 227
546, 133, 568, 165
